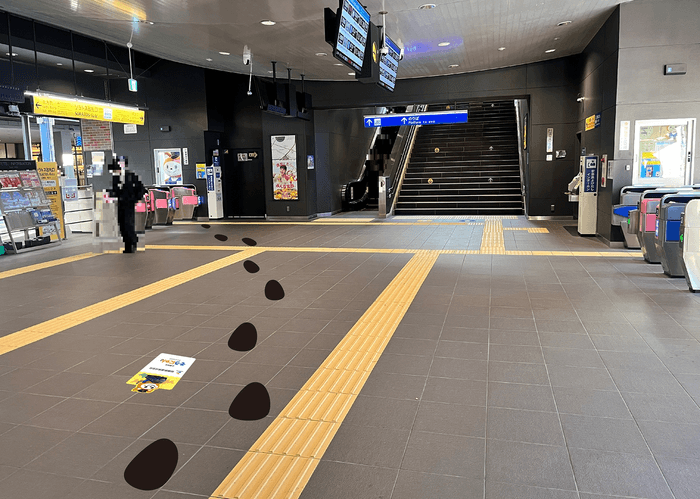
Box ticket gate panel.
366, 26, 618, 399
656, 195, 700, 277
681, 200, 700, 292
642, 199, 662, 263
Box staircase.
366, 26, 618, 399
395, 101, 524, 216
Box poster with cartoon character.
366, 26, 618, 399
154, 149, 183, 185
127, 353, 195, 393
271, 135, 298, 200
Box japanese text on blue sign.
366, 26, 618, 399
364, 110, 469, 128
583, 156, 598, 193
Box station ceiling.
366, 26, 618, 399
3, 0, 630, 81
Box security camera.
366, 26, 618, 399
243, 45, 252, 66
247, 89, 253, 96
399, 47, 405, 61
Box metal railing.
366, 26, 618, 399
514, 99, 528, 215
383, 104, 426, 217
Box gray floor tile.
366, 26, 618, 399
0, 469, 84, 499
71, 375, 136, 403
547, 366, 616, 391
542, 347, 606, 368
206, 415, 275, 451
621, 392, 700, 424
435, 340, 488, 360
487, 407, 564, 445
608, 368, 687, 395
423, 376, 487, 406
360, 372, 426, 400
489, 344, 544, 364
24, 432, 132, 479
638, 420, 700, 459
158, 446, 245, 496
27, 398, 117, 431
0, 368, 59, 392
342, 395, 419, 431
413, 401, 486, 437
373, 353, 434, 376
487, 361, 550, 385
657, 455, 700, 499
392, 470, 484, 499
485, 439, 576, 490
490, 317, 537, 332
538, 332, 595, 350
401, 431, 484, 478
430, 357, 487, 380
439, 327, 489, 343
560, 413, 650, 455
142, 407, 229, 445
214, 362, 282, 386
485, 481, 578, 499
570, 447, 673, 498
299, 461, 398, 499
0, 392, 65, 424
323, 424, 409, 468
66, 353, 144, 376
0, 425, 72, 467
598, 351, 669, 372
553, 387, 632, 419
488, 382, 557, 412
82, 403, 173, 438
489, 330, 540, 346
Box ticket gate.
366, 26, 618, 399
613, 187, 656, 248
655, 194, 700, 276
171, 185, 201, 220
148, 187, 177, 225
638, 189, 685, 263
135, 195, 148, 233
680, 199, 700, 292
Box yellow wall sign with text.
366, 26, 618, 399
33, 95, 145, 125
36, 162, 66, 240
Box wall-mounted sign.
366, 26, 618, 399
364, 110, 468, 128
124, 123, 137, 135
183, 148, 189, 166
620, 121, 630, 150
128, 78, 138, 92
585, 113, 601, 131
32, 95, 145, 125
583, 156, 598, 193
154, 149, 182, 185
195, 163, 206, 179
271, 135, 298, 201
36, 162, 65, 240
307, 155, 315, 170
237, 153, 251, 162
546, 128, 554, 153
601, 154, 608, 188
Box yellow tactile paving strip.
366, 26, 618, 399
209, 251, 438, 499
145, 245, 643, 258
480, 217, 506, 254
503, 227, 550, 233
0, 252, 99, 280
0, 248, 263, 356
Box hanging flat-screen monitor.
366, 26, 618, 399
333, 0, 371, 73
378, 35, 400, 92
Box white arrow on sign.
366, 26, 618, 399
366, 119, 372, 126
401, 117, 407, 124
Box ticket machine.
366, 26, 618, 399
578, 155, 598, 235
206, 166, 224, 219
680, 199, 700, 292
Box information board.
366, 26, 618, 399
36, 162, 65, 240
583, 156, 598, 193
378, 36, 400, 92
334, 0, 370, 72
364, 110, 468, 128
33, 95, 145, 125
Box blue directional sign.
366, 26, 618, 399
364, 110, 469, 128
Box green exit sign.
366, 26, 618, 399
128, 78, 138, 92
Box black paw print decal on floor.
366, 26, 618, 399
125, 234, 284, 491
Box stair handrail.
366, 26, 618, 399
514, 100, 527, 215
387, 104, 427, 215
340, 107, 388, 206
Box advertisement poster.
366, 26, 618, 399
36, 162, 65, 240
195, 163, 207, 179
154, 149, 182, 185
271, 135, 298, 200
127, 353, 196, 393
620, 121, 631, 151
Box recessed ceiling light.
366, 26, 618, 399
438, 42, 450, 47
219, 51, 230, 56
498, 47, 506, 51
554, 37, 560, 41
56, 62, 63, 66
5, 52, 17, 57
268, 70, 274, 73
557, 20, 572, 26
545, 49, 556, 53
348, 72, 355, 76
315, 52, 328, 57
334, 63, 343, 66
448, 64, 459, 68
84, 69, 94, 72
206, 58, 213, 61
419, 3, 436, 9
261, 20, 276, 26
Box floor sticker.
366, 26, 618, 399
242, 237, 257, 246
126, 353, 196, 393
264, 280, 285, 300
228, 322, 258, 351
243, 260, 260, 273
214, 234, 228, 241
229, 382, 271, 420
124, 439, 179, 490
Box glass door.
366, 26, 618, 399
633, 119, 696, 186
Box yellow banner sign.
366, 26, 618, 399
585, 113, 601, 132
36, 162, 66, 240
33, 95, 145, 125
